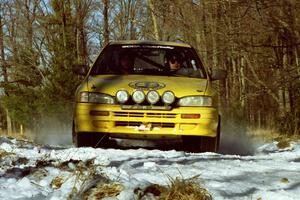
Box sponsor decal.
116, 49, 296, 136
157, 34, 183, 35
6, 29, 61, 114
129, 81, 165, 90
122, 45, 174, 49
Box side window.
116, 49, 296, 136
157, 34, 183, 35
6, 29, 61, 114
189, 49, 206, 77
180, 51, 188, 68
90, 46, 115, 75
91, 49, 108, 74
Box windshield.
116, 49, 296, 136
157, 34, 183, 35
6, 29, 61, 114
90, 44, 206, 78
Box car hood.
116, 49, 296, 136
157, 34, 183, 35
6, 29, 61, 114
83, 75, 208, 97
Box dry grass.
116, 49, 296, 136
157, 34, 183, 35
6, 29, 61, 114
247, 127, 300, 144
0, 132, 27, 140
0, 150, 15, 158
248, 128, 300, 150
68, 161, 97, 200
158, 176, 212, 200
280, 178, 289, 184
247, 127, 280, 142
249, 128, 299, 149
65, 159, 113, 200
85, 182, 124, 200
274, 135, 300, 149
135, 175, 212, 200
276, 139, 291, 149
51, 176, 64, 189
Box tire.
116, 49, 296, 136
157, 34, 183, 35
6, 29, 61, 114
200, 136, 218, 152
182, 136, 217, 152
72, 122, 109, 148
182, 116, 221, 153
216, 116, 221, 151
72, 122, 80, 146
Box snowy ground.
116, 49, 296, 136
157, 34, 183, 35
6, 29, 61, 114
0, 136, 300, 200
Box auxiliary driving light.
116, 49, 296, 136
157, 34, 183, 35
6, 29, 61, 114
146, 90, 160, 104
116, 90, 129, 104
132, 90, 145, 104
162, 91, 175, 105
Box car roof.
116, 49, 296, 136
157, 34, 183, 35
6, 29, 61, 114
108, 40, 192, 48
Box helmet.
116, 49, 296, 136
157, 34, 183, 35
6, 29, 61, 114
166, 50, 183, 64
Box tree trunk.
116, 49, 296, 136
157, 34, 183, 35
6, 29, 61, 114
210, 2, 218, 69
61, 1, 68, 69
75, 0, 88, 65
6, 109, 12, 136
0, 15, 8, 85
129, 0, 136, 40
278, 49, 290, 116
103, 0, 109, 45
147, 0, 159, 40
295, 47, 300, 76
23, 0, 35, 47
240, 56, 246, 111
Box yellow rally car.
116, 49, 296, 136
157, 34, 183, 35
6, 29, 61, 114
72, 40, 226, 152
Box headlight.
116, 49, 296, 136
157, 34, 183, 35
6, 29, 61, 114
132, 90, 145, 104
146, 90, 160, 104
178, 96, 212, 106
79, 92, 116, 104
162, 91, 175, 105
116, 90, 129, 104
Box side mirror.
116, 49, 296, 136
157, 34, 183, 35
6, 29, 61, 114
72, 64, 89, 76
210, 68, 227, 80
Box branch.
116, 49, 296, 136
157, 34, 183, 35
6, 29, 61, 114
243, 53, 280, 105
0, 79, 36, 87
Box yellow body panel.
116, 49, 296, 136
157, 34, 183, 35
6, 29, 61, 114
83, 75, 210, 98
74, 103, 218, 139
73, 41, 220, 141
74, 75, 219, 139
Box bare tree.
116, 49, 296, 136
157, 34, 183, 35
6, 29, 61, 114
0, 3, 8, 87
103, 0, 109, 45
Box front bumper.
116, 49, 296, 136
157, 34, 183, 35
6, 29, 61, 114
74, 103, 219, 138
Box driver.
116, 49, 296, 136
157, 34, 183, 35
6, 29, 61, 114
166, 50, 183, 72
166, 50, 201, 77
118, 51, 134, 74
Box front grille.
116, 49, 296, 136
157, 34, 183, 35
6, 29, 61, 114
115, 121, 142, 126
113, 111, 177, 129
115, 121, 175, 128
152, 122, 175, 128
113, 112, 144, 117
113, 112, 177, 118
146, 113, 176, 118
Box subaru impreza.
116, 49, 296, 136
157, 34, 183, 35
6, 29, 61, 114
72, 40, 226, 152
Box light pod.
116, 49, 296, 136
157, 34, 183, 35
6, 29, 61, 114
116, 90, 129, 104
132, 90, 145, 104
162, 91, 175, 105
146, 90, 160, 104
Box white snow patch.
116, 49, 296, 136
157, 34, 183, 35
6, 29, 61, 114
1, 137, 300, 199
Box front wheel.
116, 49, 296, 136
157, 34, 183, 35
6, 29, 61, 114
182, 136, 218, 152
72, 123, 109, 148
182, 116, 221, 153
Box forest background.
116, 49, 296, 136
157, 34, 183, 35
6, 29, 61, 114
0, 0, 299, 138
